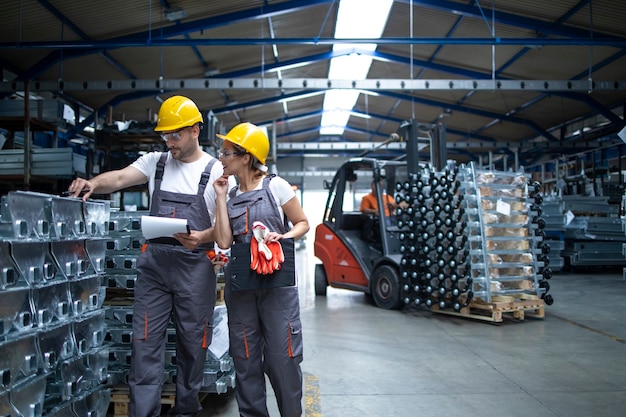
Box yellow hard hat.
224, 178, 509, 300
155, 96, 203, 132
217, 122, 269, 165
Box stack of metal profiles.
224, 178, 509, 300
538, 196, 566, 272
0, 190, 111, 417
559, 195, 626, 267
104, 210, 235, 395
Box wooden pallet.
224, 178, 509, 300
105, 284, 225, 306
216, 282, 225, 305
431, 294, 545, 323
110, 385, 176, 417
110, 385, 211, 416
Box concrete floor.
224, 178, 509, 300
163, 247, 626, 417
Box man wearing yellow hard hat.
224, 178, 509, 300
67, 95, 223, 416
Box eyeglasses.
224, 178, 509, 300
217, 149, 246, 159
160, 126, 190, 142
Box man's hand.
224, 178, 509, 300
174, 230, 204, 251
66, 178, 95, 201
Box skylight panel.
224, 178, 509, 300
320, 0, 393, 136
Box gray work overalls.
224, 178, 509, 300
130, 153, 217, 417
225, 176, 304, 417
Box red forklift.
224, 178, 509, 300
313, 121, 448, 309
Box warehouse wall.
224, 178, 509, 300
276, 155, 356, 192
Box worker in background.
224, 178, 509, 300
360, 180, 396, 217
360, 180, 397, 241
212, 122, 310, 417
67, 96, 223, 417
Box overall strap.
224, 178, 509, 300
228, 184, 239, 199
262, 175, 290, 230
197, 158, 218, 195
154, 152, 168, 192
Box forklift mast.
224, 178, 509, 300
399, 120, 447, 174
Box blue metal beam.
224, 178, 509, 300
415, 1, 468, 80
213, 87, 558, 141
509, 49, 626, 145
5, 37, 626, 50
261, 107, 499, 144
68, 90, 162, 137
257, 109, 324, 128
211, 90, 325, 115
466, 0, 622, 146
209, 47, 622, 126
497, 0, 592, 75
36, 0, 136, 79
394, 0, 621, 40
374, 90, 560, 142
159, 0, 210, 75
216, 50, 339, 79
14, 0, 334, 80
276, 126, 321, 140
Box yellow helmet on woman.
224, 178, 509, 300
155, 95, 203, 132
217, 122, 269, 165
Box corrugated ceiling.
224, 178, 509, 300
0, 0, 624, 167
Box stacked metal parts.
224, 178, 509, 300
531, 193, 626, 269
395, 161, 553, 315
103, 210, 235, 396
0, 191, 111, 417
396, 162, 473, 312
559, 196, 626, 267
458, 162, 553, 306
537, 196, 566, 272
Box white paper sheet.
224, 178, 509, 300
141, 216, 189, 240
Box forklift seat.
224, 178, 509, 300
341, 212, 363, 230
361, 214, 381, 242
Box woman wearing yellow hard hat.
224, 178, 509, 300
213, 122, 310, 416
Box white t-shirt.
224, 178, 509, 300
230, 175, 295, 221
131, 151, 223, 223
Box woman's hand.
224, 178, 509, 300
213, 175, 230, 197
263, 231, 283, 243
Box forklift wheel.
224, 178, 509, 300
371, 265, 401, 309
314, 264, 328, 296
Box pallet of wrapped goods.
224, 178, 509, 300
431, 294, 545, 322
458, 162, 554, 308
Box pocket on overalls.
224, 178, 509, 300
157, 205, 176, 218
229, 205, 249, 236
287, 319, 303, 358
228, 323, 250, 360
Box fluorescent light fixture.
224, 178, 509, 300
266, 61, 311, 73
165, 7, 187, 21
278, 91, 325, 103
320, 0, 393, 136
349, 111, 372, 119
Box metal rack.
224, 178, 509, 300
457, 162, 552, 304
0, 190, 111, 416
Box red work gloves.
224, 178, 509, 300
250, 221, 285, 275
207, 249, 229, 273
